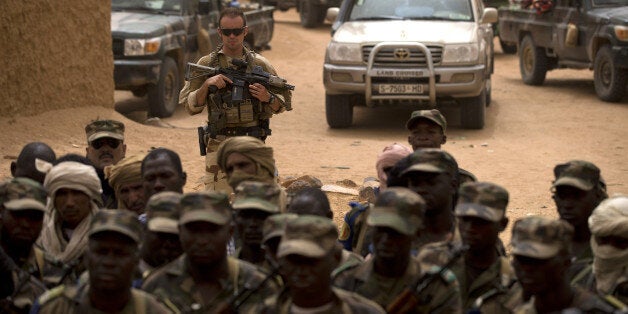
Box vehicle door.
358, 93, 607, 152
553, 0, 588, 61
476, 0, 495, 74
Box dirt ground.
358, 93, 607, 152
1, 10, 626, 243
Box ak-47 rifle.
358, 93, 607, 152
185, 59, 295, 107
386, 244, 469, 314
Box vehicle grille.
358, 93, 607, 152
362, 45, 443, 67
112, 38, 124, 58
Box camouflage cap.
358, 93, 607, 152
401, 148, 458, 177
146, 191, 182, 234
263, 213, 299, 243
89, 209, 142, 244
405, 109, 447, 131
455, 182, 509, 222
552, 160, 601, 191
178, 191, 232, 226
367, 187, 425, 235
511, 216, 574, 259
0, 177, 47, 212
277, 215, 338, 258
85, 119, 125, 143
232, 181, 281, 214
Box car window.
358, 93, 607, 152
112, 0, 181, 12
349, 0, 473, 22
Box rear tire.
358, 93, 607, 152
460, 89, 486, 129
519, 35, 548, 86
147, 57, 179, 118
594, 45, 627, 102
326, 94, 353, 128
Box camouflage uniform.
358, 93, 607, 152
180, 46, 292, 191
510, 216, 616, 314
141, 191, 279, 312
0, 178, 48, 313
255, 215, 385, 314
85, 119, 126, 209
32, 210, 171, 313
333, 188, 462, 313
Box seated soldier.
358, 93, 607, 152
256, 215, 385, 314
31, 210, 170, 313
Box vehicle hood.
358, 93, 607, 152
588, 6, 628, 25
111, 12, 182, 38
332, 20, 479, 44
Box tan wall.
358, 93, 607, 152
0, 0, 113, 118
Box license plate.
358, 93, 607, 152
378, 84, 423, 94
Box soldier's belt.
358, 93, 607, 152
219, 126, 271, 138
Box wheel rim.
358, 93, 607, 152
600, 59, 613, 87
523, 44, 533, 74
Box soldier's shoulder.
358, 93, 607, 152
197, 53, 218, 66
573, 287, 617, 313
416, 240, 459, 269
333, 287, 386, 313
35, 284, 81, 312
130, 288, 175, 313
141, 258, 183, 291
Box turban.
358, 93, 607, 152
216, 136, 276, 187
376, 144, 412, 189
588, 195, 628, 295
39, 161, 103, 206
104, 154, 145, 208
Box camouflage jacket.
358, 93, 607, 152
1, 268, 47, 314
568, 243, 594, 288
31, 282, 170, 314
252, 287, 386, 314
332, 257, 462, 313
141, 254, 279, 313
513, 286, 617, 314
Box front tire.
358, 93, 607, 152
326, 94, 353, 128
594, 45, 627, 102
460, 89, 486, 129
147, 57, 179, 118
519, 35, 548, 86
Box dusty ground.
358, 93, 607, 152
1, 10, 626, 243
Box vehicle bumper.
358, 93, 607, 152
114, 59, 162, 90
323, 63, 486, 99
612, 46, 628, 69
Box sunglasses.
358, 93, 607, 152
219, 27, 245, 36
91, 138, 121, 149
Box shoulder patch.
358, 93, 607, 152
338, 221, 351, 241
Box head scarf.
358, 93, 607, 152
216, 136, 277, 188
36, 161, 102, 264
104, 154, 145, 209
375, 143, 412, 190
588, 195, 628, 294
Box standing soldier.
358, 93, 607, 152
551, 160, 607, 286
31, 210, 170, 313
142, 191, 278, 312
84, 119, 127, 208
179, 7, 292, 192
105, 154, 146, 214
510, 216, 615, 313
333, 187, 462, 313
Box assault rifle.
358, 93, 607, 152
184, 59, 295, 106
386, 244, 469, 314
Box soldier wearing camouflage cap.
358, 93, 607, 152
261, 213, 298, 270
137, 192, 183, 284
0, 178, 48, 313
406, 109, 448, 150
32, 210, 170, 313
551, 160, 607, 287
511, 216, 615, 313
232, 181, 281, 268
255, 215, 385, 313
334, 187, 462, 313
142, 191, 278, 313
85, 119, 127, 209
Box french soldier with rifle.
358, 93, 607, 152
179, 7, 293, 192
333, 187, 463, 313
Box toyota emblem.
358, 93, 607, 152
394, 48, 410, 60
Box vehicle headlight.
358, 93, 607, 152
327, 42, 362, 63
124, 38, 161, 56
615, 25, 628, 42
442, 44, 479, 64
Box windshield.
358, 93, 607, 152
591, 0, 628, 6
349, 0, 474, 22
111, 0, 181, 12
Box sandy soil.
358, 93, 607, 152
1, 10, 626, 243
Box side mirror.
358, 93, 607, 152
199, 0, 210, 15
326, 7, 340, 23
481, 8, 498, 24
